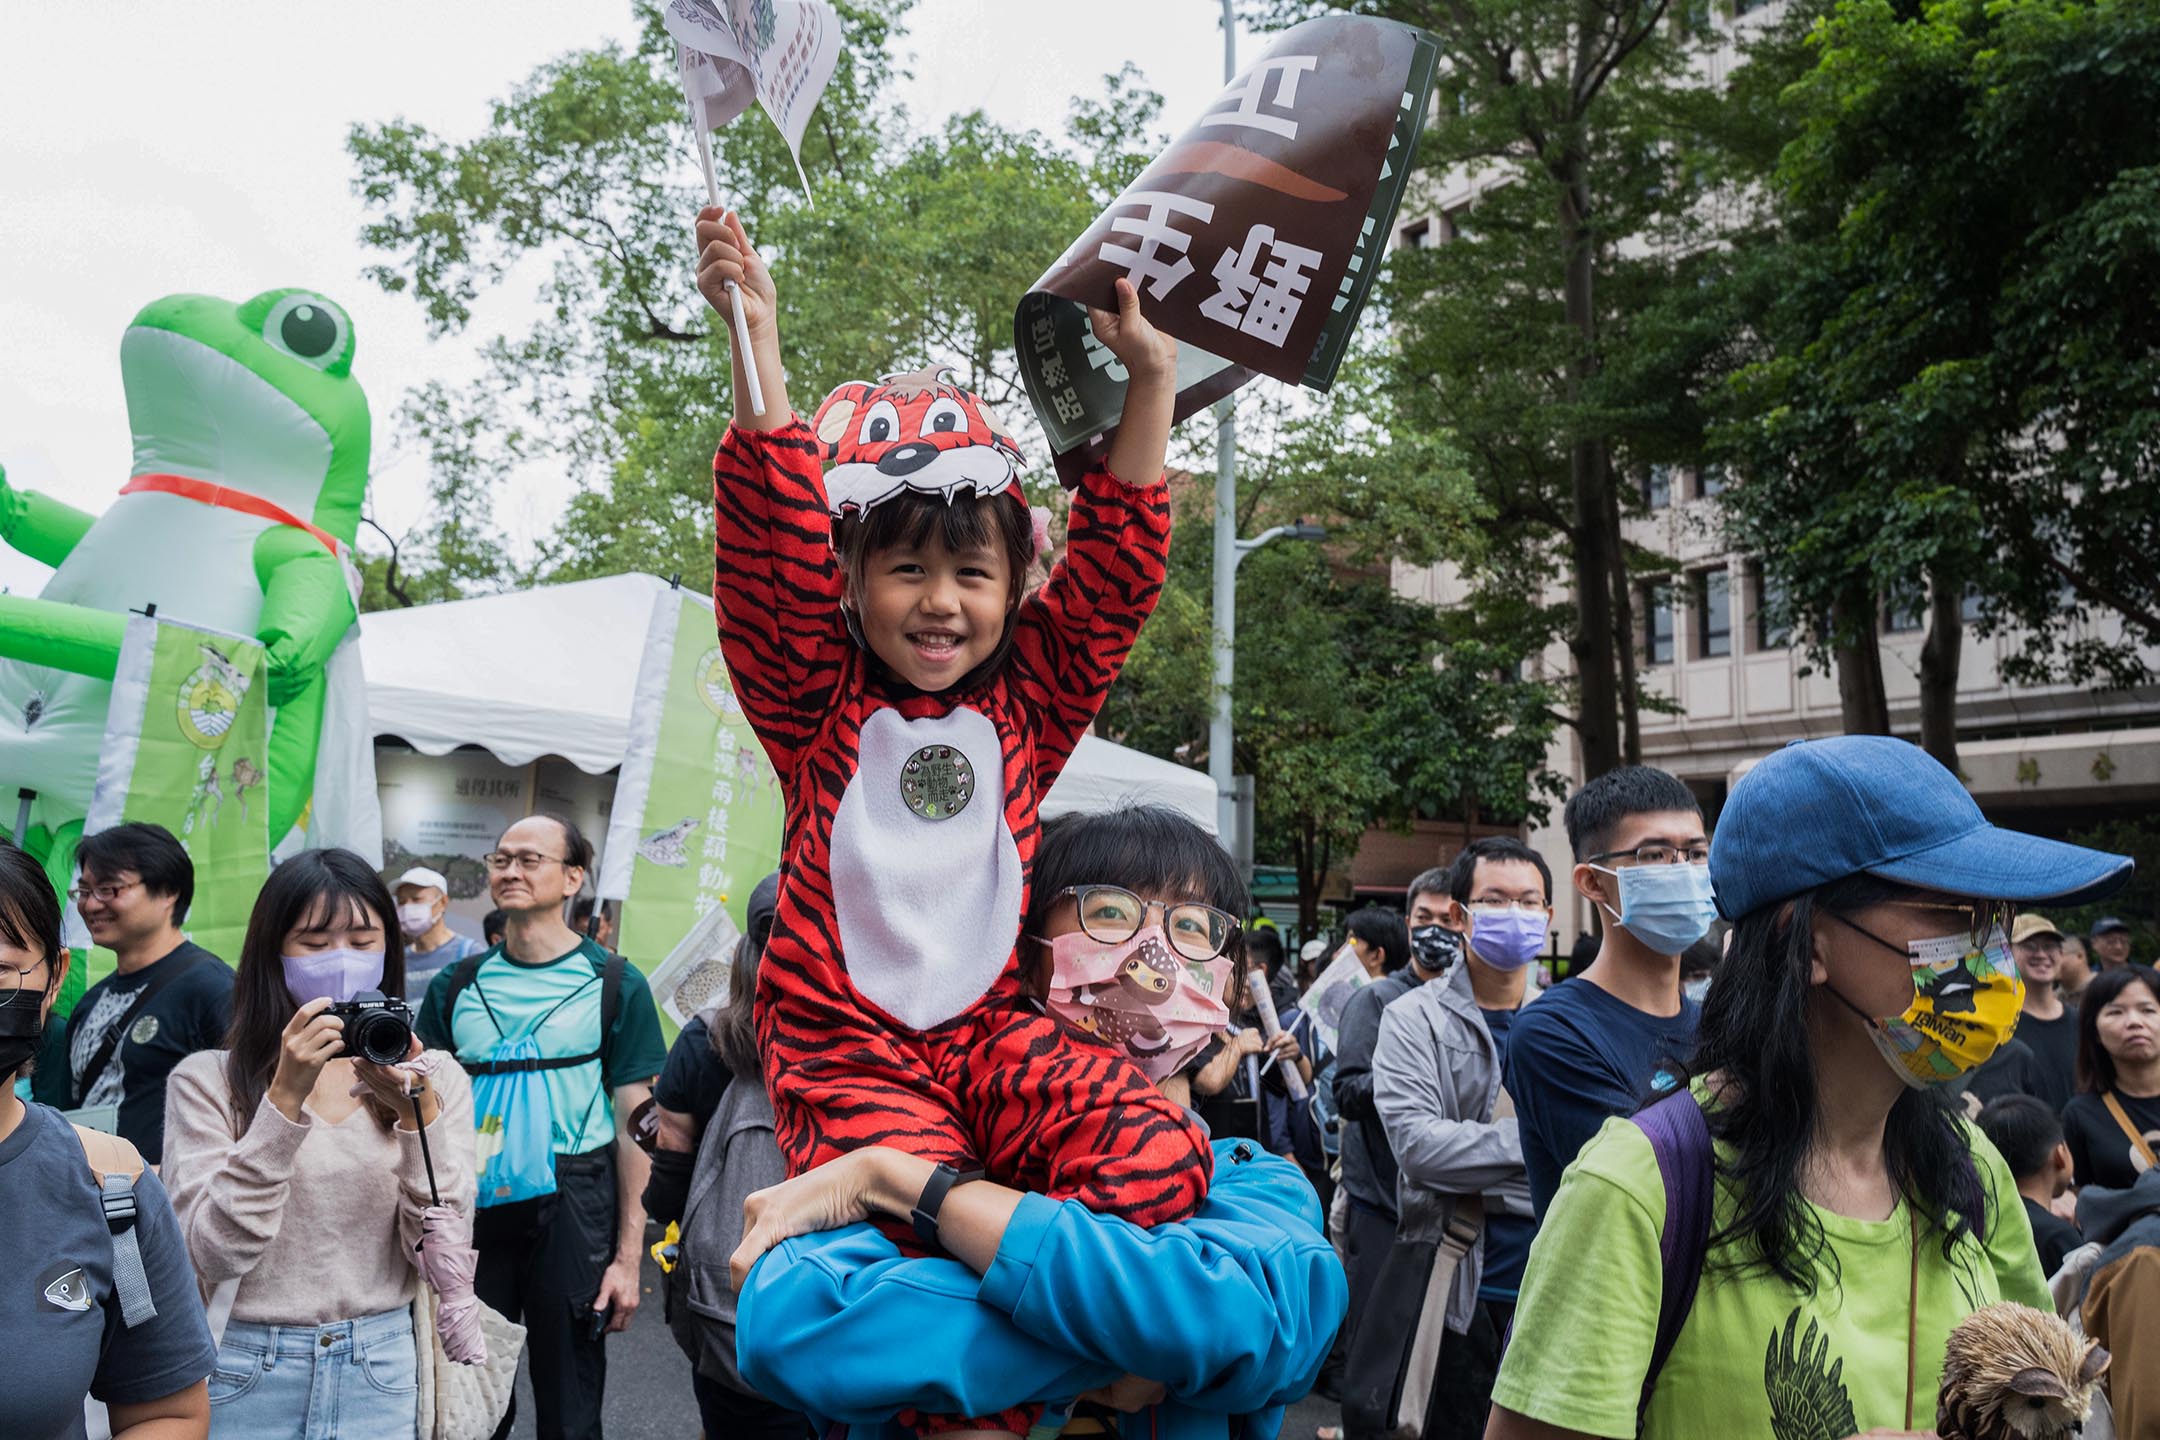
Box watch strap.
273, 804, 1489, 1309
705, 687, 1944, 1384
909, 1162, 984, 1249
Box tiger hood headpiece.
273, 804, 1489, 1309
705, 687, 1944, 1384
811, 364, 1028, 518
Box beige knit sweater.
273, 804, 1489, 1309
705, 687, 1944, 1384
162, 1049, 477, 1326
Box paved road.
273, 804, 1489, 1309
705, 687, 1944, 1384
505, 1249, 1341, 1439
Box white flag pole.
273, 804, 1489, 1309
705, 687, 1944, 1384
685, 62, 767, 417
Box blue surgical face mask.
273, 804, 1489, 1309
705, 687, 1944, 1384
1592, 862, 1718, 957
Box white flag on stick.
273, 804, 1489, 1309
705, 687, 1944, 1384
666, 0, 840, 201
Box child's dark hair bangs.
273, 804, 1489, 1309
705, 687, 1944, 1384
835, 486, 1036, 607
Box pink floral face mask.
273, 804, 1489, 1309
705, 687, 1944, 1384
1041, 925, 1233, 1082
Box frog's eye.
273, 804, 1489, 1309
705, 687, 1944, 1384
262, 294, 348, 370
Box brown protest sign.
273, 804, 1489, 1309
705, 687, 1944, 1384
1016, 15, 1439, 483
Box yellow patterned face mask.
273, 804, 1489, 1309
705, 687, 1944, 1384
1848, 924, 2025, 1088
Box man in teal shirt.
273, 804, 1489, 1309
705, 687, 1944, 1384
417, 814, 666, 1440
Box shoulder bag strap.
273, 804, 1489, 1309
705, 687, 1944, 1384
1632, 1088, 1713, 1425
72, 949, 204, 1108
73, 1126, 156, 1328
2103, 1090, 2160, 1170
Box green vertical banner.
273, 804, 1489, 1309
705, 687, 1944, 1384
80, 613, 271, 975
597, 583, 783, 1038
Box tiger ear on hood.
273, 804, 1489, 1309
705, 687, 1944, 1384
811, 380, 876, 460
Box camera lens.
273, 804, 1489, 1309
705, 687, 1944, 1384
350, 1008, 413, 1066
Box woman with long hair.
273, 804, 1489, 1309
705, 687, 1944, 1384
162, 848, 474, 1440
1486, 736, 2132, 1440
723, 805, 1346, 1437
0, 839, 216, 1439
2061, 962, 2160, 1191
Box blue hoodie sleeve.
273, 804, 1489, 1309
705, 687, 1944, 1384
736, 1221, 1119, 1422
979, 1143, 1347, 1413
737, 1143, 1345, 1420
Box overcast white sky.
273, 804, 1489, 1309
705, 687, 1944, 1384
0, 0, 1262, 595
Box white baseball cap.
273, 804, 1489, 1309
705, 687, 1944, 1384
394, 866, 450, 895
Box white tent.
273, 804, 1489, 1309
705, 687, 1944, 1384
359, 574, 1217, 833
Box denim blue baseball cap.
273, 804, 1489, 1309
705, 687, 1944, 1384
1710, 735, 2132, 920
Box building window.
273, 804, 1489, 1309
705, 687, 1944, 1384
1754, 567, 1791, 650
1961, 582, 1984, 624
1694, 570, 1731, 658
1642, 582, 1675, 666
1642, 464, 1675, 510
1883, 592, 1925, 634
1697, 463, 1729, 499
1398, 218, 1433, 251
1736, 0, 1777, 13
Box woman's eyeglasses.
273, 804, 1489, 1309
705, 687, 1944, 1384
1054, 885, 1240, 962
1882, 898, 2016, 952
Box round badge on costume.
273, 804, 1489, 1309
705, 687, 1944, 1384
901, 744, 975, 821
130, 1014, 160, 1045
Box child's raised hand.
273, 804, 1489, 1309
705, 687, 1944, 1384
694, 207, 778, 346
1088, 276, 1177, 382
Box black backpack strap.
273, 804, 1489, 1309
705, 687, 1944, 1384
1632, 1088, 1714, 1425
71, 947, 206, 1108
437, 952, 499, 1051
463, 950, 626, 1081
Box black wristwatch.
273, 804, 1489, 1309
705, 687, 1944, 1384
909, 1162, 984, 1250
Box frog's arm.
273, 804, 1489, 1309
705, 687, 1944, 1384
251, 528, 357, 709
0, 464, 99, 569
0, 595, 124, 676
264, 667, 324, 846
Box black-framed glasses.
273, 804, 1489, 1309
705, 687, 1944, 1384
483, 851, 570, 874
68, 879, 141, 905
1055, 885, 1240, 961
1588, 842, 1710, 867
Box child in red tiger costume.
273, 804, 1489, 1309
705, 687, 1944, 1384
695, 209, 1212, 1435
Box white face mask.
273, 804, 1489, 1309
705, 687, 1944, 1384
396, 902, 436, 939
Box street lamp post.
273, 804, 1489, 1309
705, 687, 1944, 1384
1210, 522, 1328, 867
1210, 0, 1241, 851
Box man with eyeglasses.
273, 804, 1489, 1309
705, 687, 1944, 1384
1505, 766, 1711, 1222
2008, 913, 2080, 1111
416, 813, 667, 1440
61, 822, 233, 1165
1358, 837, 1551, 1440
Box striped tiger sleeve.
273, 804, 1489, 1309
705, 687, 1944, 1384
712, 419, 850, 778
1007, 463, 1172, 790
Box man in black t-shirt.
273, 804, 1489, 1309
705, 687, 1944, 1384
2010, 913, 2080, 1111
65, 824, 232, 1165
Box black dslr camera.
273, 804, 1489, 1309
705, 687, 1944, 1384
327, 990, 416, 1065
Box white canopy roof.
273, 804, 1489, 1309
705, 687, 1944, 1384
359, 573, 1217, 833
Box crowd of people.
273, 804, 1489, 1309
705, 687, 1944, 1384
1, 196, 2153, 1440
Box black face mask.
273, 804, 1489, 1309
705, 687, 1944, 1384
0, 987, 47, 1076
1410, 924, 1463, 975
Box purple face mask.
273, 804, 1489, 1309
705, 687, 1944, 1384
282, 947, 385, 1008
1468, 906, 1549, 972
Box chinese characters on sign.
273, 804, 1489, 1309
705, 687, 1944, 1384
1199, 225, 1324, 347
1014, 16, 1439, 482
1198, 55, 1319, 140
1098, 191, 1218, 299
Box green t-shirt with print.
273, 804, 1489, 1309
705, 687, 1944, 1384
416, 937, 667, 1156
1490, 1095, 2050, 1440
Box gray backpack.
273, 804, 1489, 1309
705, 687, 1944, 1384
666, 1073, 788, 1393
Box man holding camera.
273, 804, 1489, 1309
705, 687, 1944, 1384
417, 814, 666, 1440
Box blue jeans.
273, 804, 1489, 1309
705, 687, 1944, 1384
209, 1306, 419, 1440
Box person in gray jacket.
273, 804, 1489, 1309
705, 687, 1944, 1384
1369, 837, 1553, 1440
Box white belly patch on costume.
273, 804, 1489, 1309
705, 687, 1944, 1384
829, 706, 1021, 1031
